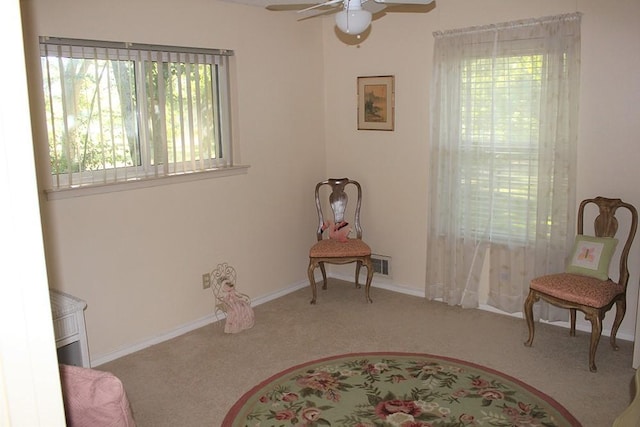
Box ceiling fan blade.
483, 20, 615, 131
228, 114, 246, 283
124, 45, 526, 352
266, 3, 318, 10
362, 0, 386, 13
373, 0, 433, 4
379, 3, 432, 12
297, 0, 343, 13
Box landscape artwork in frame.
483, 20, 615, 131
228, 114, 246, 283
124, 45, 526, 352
357, 75, 394, 131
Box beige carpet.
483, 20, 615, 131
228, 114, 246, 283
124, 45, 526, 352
100, 279, 636, 426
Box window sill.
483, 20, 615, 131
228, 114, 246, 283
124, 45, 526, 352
44, 165, 250, 201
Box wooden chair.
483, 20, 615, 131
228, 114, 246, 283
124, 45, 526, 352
613, 368, 640, 427
307, 178, 374, 304
524, 197, 638, 372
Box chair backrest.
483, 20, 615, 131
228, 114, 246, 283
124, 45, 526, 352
314, 178, 363, 241
577, 197, 638, 288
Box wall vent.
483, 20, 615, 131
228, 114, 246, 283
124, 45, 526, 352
371, 254, 391, 277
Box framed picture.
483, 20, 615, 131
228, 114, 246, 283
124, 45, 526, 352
357, 75, 394, 131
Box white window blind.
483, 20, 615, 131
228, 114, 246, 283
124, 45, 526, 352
39, 37, 234, 190
459, 53, 543, 243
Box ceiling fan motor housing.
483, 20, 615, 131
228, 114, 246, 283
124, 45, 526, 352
335, 0, 372, 35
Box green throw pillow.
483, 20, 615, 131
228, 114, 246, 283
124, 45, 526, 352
565, 235, 618, 280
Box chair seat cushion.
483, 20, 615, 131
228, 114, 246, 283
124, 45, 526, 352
309, 238, 371, 258
530, 273, 624, 308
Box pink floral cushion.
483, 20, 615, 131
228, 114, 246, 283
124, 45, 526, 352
59, 364, 136, 427
530, 273, 623, 308
309, 238, 371, 258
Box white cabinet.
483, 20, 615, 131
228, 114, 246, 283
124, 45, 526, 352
50, 290, 90, 368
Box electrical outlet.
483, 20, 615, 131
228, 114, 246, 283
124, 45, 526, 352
202, 273, 211, 289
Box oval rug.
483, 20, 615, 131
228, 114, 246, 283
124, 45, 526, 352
222, 352, 581, 426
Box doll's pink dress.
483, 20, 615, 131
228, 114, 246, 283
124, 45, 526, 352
220, 283, 255, 334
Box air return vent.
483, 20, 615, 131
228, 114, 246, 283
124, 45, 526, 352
371, 254, 391, 277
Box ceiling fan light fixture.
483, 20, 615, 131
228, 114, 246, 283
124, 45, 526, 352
335, 8, 372, 35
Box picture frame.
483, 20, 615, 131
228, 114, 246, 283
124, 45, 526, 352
357, 75, 395, 131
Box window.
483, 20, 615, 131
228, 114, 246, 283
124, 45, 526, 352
39, 37, 234, 191
459, 53, 543, 243
426, 13, 581, 313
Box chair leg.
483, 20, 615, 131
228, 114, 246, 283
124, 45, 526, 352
319, 262, 327, 289
570, 309, 577, 337
363, 258, 374, 303
585, 309, 602, 373
354, 261, 362, 289
610, 298, 626, 351
308, 261, 318, 305
523, 290, 537, 347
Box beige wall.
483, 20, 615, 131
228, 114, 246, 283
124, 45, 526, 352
322, 0, 640, 339
21, 0, 640, 363
21, 0, 326, 361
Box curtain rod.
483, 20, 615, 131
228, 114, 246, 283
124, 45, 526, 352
433, 12, 582, 38
39, 36, 234, 57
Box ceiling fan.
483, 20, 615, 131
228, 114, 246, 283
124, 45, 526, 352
267, 0, 434, 37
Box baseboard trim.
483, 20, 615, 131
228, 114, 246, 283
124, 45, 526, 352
91, 275, 631, 366
91, 280, 309, 366
91, 314, 218, 367
336, 272, 634, 341
330, 272, 425, 298
477, 303, 634, 342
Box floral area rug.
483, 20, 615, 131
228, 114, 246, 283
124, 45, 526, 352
222, 352, 581, 427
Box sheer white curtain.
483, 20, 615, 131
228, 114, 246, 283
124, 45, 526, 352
426, 13, 581, 319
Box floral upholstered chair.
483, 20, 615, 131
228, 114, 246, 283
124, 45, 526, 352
524, 197, 638, 372
613, 367, 640, 426
612, 369, 640, 427
307, 178, 374, 304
